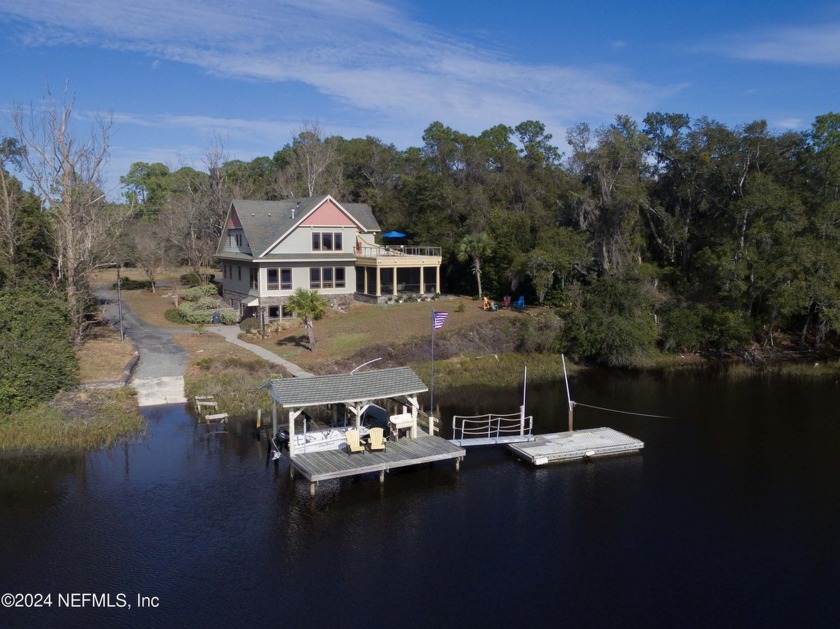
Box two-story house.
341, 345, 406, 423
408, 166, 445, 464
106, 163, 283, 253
216, 195, 443, 321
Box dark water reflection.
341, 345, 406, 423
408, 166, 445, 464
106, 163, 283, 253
2, 371, 840, 628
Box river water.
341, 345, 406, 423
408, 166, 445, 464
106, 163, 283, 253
2, 370, 840, 628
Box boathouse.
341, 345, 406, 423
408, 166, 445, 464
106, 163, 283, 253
260, 367, 465, 494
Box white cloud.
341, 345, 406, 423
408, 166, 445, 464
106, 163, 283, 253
719, 22, 840, 66
0, 0, 667, 132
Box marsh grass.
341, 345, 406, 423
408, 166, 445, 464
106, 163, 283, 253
0, 388, 145, 453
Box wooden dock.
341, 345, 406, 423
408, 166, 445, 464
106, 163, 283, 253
290, 435, 465, 494
506, 427, 643, 466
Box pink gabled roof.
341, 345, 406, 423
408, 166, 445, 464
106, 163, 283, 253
299, 198, 356, 226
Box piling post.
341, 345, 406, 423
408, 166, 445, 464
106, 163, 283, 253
379, 470, 385, 485
310, 482, 316, 497
256, 408, 262, 429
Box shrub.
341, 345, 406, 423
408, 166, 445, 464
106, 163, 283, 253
455, 301, 466, 313
239, 316, 260, 333
180, 285, 219, 301
0, 287, 78, 413
113, 279, 153, 291
164, 308, 188, 324
220, 312, 237, 325
179, 272, 205, 287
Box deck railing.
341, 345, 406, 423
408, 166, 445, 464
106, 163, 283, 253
451, 412, 533, 444
356, 245, 442, 258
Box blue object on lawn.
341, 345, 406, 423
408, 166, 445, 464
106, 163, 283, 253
513, 296, 525, 311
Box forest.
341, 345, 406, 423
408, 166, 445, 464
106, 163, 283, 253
3, 93, 840, 404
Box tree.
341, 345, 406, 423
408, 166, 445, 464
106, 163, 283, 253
157, 166, 217, 280
285, 288, 329, 350
0, 285, 78, 412
276, 122, 343, 198
0, 137, 25, 284
12, 88, 130, 344
129, 220, 169, 292
456, 232, 493, 297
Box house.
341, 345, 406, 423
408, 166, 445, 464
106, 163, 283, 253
216, 195, 443, 321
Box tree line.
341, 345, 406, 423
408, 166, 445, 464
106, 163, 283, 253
4, 92, 840, 378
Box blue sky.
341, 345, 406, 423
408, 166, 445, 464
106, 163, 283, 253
1, 0, 839, 196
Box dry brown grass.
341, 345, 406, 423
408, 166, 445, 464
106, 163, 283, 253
77, 323, 137, 383
245, 297, 525, 371
175, 331, 289, 416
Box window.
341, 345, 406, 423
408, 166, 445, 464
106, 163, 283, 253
268, 268, 292, 290
311, 231, 343, 251
309, 266, 346, 289
237, 266, 241, 281
235, 233, 243, 247
250, 267, 258, 289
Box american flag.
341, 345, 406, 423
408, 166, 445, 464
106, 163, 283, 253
433, 311, 448, 329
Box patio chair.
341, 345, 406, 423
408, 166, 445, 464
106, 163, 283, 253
368, 427, 386, 452
345, 429, 365, 454
503, 295, 511, 308
513, 296, 525, 311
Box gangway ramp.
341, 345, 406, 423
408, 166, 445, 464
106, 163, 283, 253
449, 412, 535, 447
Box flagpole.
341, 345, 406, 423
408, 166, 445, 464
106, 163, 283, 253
430, 311, 436, 418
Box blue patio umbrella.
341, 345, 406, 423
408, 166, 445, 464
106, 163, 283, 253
382, 230, 406, 238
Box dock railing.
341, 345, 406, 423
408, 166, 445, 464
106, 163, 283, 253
451, 412, 533, 446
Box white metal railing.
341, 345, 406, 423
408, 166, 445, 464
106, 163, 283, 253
451, 412, 533, 444
356, 245, 442, 258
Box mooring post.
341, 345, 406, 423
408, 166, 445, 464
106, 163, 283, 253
379, 470, 385, 485
256, 408, 262, 429
310, 482, 316, 497
569, 401, 575, 432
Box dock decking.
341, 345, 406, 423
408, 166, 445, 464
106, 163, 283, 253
290, 435, 466, 494
507, 427, 643, 466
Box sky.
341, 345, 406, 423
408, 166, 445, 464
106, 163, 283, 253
1, 0, 839, 197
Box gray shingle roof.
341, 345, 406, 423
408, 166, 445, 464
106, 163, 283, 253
262, 367, 428, 407
218, 196, 381, 259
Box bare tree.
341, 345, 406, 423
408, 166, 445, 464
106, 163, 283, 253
276, 121, 344, 198
12, 87, 130, 344
157, 166, 217, 281
0, 136, 25, 283
129, 220, 169, 292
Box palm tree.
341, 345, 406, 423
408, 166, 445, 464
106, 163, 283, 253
456, 232, 493, 298
285, 288, 329, 350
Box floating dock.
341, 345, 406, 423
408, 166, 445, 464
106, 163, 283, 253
290, 435, 465, 494
507, 427, 643, 466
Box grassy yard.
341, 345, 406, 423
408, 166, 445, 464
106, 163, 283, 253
77, 323, 137, 383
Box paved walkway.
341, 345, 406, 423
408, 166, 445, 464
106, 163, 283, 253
206, 326, 314, 378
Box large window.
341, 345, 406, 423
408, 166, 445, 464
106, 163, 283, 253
310, 266, 346, 289
267, 268, 292, 290
250, 267, 258, 289
280, 268, 292, 290
311, 231, 343, 251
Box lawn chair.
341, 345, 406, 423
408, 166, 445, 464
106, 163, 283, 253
345, 429, 365, 454
502, 295, 511, 308
368, 427, 386, 452
513, 296, 525, 311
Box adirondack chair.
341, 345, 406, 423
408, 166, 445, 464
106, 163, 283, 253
513, 296, 525, 311
345, 429, 365, 454
368, 427, 386, 452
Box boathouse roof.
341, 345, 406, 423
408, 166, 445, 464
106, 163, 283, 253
261, 366, 428, 407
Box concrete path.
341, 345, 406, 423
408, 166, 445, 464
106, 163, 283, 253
97, 289, 188, 406
206, 326, 314, 378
